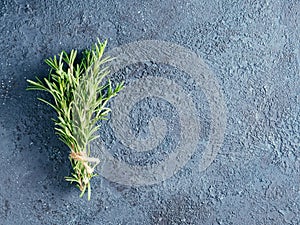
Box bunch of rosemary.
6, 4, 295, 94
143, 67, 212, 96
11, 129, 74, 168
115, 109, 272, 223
27, 39, 123, 200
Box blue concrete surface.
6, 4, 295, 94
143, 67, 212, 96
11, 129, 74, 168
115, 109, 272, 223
0, 0, 299, 224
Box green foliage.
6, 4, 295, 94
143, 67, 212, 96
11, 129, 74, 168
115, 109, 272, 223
27, 39, 124, 200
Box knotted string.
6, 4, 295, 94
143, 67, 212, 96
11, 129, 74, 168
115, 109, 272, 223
69, 151, 100, 175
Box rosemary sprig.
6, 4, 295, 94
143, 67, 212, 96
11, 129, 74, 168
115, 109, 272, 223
27, 39, 124, 200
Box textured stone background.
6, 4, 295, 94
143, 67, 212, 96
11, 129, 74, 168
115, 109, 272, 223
0, 0, 299, 224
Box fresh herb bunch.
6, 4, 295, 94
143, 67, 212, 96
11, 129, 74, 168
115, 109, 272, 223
27, 39, 123, 200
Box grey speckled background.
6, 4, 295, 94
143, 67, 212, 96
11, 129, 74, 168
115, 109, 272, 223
0, 0, 299, 224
